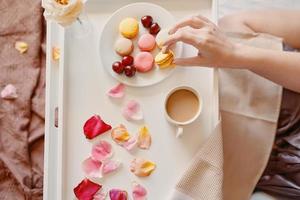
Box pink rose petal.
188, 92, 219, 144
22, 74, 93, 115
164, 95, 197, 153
102, 160, 121, 175
73, 178, 102, 200
91, 140, 113, 161
122, 136, 137, 151
122, 100, 143, 121
93, 190, 107, 200
109, 189, 128, 200
82, 157, 102, 178
132, 183, 147, 200
107, 83, 125, 98
1, 84, 18, 100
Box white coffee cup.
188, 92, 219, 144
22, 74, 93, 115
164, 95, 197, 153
164, 86, 203, 137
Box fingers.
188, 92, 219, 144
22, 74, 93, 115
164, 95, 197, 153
196, 15, 213, 24
169, 15, 217, 35
164, 27, 213, 51
161, 46, 168, 54
169, 16, 208, 34
174, 56, 207, 66
164, 29, 202, 50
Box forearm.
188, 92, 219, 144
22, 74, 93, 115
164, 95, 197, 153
231, 44, 300, 93
219, 10, 300, 49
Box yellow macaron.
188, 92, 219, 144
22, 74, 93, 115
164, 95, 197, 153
155, 49, 175, 69
119, 17, 139, 39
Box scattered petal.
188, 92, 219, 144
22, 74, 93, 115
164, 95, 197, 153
93, 190, 107, 200
109, 189, 128, 200
107, 83, 125, 98
73, 178, 102, 200
122, 136, 137, 151
91, 140, 113, 161
83, 115, 112, 139
137, 126, 151, 150
41, 43, 46, 53
52, 46, 60, 61
102, 160, 121, 175
15, 41, 28, 54
122, 100, 143, 121
82, 157, 102, 178
111, 124, 130, 145
132, 183, 147, 200
130, 158, 156, 177
1, 84, 18, 100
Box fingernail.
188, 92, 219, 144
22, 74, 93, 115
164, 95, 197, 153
168, 29, 174, 34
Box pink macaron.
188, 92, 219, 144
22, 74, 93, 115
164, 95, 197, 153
134, 52, 154, 73
138, 33, 156, 51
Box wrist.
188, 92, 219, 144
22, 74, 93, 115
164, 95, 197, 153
219, 42, 248, 69
230, 43, 265, 70
230, 43, 251, 69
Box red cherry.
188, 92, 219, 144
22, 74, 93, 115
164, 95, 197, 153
141, 15, 153, 28
121, 56, 134, 66
124, 65, 136, 77
112, 61, 124, 74
149, 23, 161, 35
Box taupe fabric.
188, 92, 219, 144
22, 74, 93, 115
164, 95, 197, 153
222, 111, 278, 200
0, 0, 45, 199
256, 88, 300, 199
221, 33, 283, 200
170, 33, 283, 200
254, 43, 300, 199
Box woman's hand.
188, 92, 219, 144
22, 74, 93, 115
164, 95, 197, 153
165, 14, 300, 93
164, 15, 239, 68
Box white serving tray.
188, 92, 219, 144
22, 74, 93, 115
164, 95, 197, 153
44, 0, 219, 199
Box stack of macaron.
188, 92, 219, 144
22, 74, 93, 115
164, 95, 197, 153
155, 30, 175, 69
112, 15, 175, 78
155, 48, 175, 69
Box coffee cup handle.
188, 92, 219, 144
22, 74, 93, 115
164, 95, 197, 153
176, 126, 184, 138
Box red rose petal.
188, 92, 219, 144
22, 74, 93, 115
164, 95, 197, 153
83, 115, 112, 139
109, 189, 128, 200
73, 178, 102, 200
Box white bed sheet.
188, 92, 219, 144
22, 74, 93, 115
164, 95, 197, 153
218, 0, 300, 18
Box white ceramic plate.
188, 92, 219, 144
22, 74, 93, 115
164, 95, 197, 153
99, 2, 182, 87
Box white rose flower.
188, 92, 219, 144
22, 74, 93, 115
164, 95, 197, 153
42, 0, 83, 26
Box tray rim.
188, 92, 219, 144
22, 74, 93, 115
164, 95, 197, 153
44, 21, 66, 200
43, 1, 219, 200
